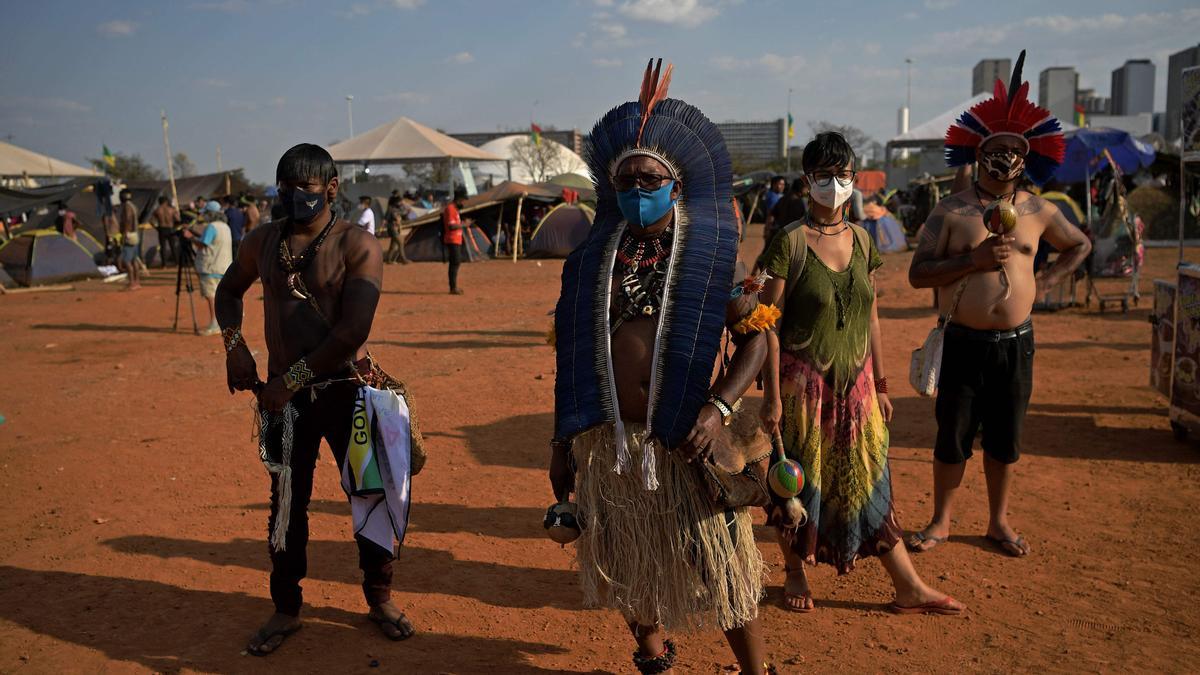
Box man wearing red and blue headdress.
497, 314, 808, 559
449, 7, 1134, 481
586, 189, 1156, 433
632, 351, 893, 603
907, 51, 1090, 558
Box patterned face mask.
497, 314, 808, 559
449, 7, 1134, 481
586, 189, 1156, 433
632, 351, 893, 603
980, 150, 1026, 182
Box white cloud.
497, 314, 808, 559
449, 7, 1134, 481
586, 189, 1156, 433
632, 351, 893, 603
597, 22, 627, 41
3, 96, 91, 113
201, 78, 231, 88
713, 53, 805, 77
570, 32, 586, 48
375, 91, 431, 104
617, 0, 718, 28
269, 96, 287, 108
228, 99, 259, 112
97, 20, 137, 37
338, 3, 372, 18
864, 42, 881, 56
902, 11, 918, 20
593, 0, 615, 6
189, 0, 250, 12
923, 0, 957, 9
446, 51, 475, 64
389, 0, 425, 7
592, 58, 623, 68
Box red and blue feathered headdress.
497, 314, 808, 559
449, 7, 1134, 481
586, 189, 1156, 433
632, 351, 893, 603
945, 50, 1066, 185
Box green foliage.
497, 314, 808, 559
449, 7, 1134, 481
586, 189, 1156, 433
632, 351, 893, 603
87, 152, 164, 182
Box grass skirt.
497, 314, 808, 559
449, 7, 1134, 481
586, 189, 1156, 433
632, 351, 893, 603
572, 422, 764, 632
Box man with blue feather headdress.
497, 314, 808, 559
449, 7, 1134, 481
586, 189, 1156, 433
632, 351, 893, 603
547, 60, 781, 674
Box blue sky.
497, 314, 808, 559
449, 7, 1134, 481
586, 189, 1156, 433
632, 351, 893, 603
2, 0, 1197, 183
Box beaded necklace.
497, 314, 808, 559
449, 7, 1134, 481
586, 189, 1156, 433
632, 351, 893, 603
612, 226, 674, 333
278, 213, 337, 300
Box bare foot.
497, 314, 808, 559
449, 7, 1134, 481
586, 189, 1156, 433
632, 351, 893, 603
782, 565, 814, 612
368, 601, 416, 641
246, 612, 302, 656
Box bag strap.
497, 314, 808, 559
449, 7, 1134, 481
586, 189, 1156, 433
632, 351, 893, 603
943, 275, 971, 324
781, 220, 808, 301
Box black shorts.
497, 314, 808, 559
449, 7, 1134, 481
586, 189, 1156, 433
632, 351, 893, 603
934, 319, 1034, 465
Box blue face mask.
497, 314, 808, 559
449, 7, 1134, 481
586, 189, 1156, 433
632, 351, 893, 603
282, 186, 326, 224
616, 180, 676, 227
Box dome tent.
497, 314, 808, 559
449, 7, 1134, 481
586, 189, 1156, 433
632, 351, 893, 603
474, 135, 591, 185
525, 203, 594, 258
0, 229, 100, 286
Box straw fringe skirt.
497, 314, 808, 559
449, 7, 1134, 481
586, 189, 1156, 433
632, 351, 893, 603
573, 423, 764, 632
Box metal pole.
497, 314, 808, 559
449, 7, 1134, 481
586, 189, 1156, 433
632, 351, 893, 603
216, 145, 223, 172
786, 88, 792, 174
161, 110, 179, 207
1181, 153, 1187, 264
346, 95, 355, 138
905, 58, 913, 111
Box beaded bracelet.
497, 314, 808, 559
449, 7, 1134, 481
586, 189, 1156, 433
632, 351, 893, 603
283, 358, 314, 393
708, 393, 734, 425
221, 327, 244, 354
875, 376, 889, 394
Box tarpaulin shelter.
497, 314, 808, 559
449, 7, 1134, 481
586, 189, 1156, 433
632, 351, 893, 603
126, 171, 251, 208
525, 203, 594, 258
1053, 128, 1156, 184
855, 170, 886, 195
0, 229, 100, 286
0, 140, 99, 185
403, 220, 492, 262
400, 179, 562, 252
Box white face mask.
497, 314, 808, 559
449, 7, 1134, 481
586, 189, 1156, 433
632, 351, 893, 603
807, 174, 854, 210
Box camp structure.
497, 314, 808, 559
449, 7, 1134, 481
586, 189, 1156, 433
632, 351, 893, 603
126, 170, 251, 209
400, 180, 562, 259
0, 140, 98, 187
0, 229, 101, 286
404, 220, 493, 263
328, 116, 502, 188
0, 265, 14, 289
525, 203, 595, 258
474, 135, 591, 185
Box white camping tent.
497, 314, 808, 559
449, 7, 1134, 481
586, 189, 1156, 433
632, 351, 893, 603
474, 135, 591, 185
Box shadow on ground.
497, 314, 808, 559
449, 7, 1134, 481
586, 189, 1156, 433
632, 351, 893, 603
0, 566, 579, 673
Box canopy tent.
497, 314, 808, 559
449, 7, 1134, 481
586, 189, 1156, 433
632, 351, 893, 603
1053, 128, 1156, 184
328, 116, 502, 165
0, 178, 93, 218
473, 135, 590, 185
525, 203, 595, 258
0, 229, 101, 286
888, 92, 1079, 153
0, 140, 99, 182
403, 220, 492, 263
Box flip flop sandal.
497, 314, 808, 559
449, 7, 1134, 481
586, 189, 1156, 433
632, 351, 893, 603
890, 596, 965, 616
782, 566, 815, 613
986, 534, 1030, 557
246, 622, 302, 656
369, 611, 416, 641
906, 530, 947, 552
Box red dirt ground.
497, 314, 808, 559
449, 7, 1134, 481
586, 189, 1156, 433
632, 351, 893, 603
0, 231, 1197, 674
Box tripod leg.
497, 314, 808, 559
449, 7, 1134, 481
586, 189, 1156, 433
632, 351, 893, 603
185, 267, 199, 334
173, 255, 185, 332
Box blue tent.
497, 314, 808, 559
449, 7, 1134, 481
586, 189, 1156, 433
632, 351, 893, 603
1053, 128, 1155, 184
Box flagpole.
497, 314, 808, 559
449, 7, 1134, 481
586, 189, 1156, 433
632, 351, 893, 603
786, 88, 793, 174
161, 110, 179, 207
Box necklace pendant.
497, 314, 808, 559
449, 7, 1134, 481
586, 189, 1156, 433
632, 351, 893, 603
288, 272, 307, 300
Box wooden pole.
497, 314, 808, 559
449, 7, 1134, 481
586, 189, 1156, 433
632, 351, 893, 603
161, 110, 179, 207
494, 200, 504, 258
512, 194, 525, 262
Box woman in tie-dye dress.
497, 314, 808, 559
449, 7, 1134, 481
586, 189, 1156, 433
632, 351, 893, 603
757, 132, 964, 616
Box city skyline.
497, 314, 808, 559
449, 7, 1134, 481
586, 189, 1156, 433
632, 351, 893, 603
3, 0, 1197, 182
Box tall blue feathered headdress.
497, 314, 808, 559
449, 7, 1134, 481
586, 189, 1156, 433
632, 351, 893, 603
553, 59, 736, 489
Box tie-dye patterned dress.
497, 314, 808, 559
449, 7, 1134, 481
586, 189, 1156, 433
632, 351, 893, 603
763, 229, 902, 573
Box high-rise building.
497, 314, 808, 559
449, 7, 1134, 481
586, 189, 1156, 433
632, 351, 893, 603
972, 59, 1011, 96
1166, 44, 1200, 141
714, 119, 787, 165
1039, 67, 1079, 123
1076, 88, 1110, 116
1111, 59, 1155, 115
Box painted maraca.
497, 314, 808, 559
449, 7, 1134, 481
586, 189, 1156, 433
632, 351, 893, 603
543, 502, 583, 545
982, 199, 1018, 235
767, 435, 805, 499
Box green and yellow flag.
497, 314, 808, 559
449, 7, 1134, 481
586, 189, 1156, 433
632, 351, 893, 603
530, 123, 543, 146
102, 144, 116, 169
787, 114, 794, 139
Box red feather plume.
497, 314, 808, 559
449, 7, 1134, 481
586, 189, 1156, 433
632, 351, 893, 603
636, 58, 674, 147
